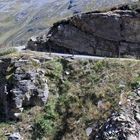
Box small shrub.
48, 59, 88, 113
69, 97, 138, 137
34, 117, 55, 138
33, 99, 58, 138
0, 48, 17, 57
44, 59, 63, 80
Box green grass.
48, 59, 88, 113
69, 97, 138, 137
33, 98, 58, 139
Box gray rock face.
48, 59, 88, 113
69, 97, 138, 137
0, 0, 137, 46
49, 9, 140, 57
27, 6, 140, 57
0, 57, 48, 120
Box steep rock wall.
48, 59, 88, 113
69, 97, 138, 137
48, 9, 140, 57
0, 59, 11, 121
0, 57, 48, 120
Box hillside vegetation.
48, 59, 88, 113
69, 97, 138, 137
0, 52, 140, 139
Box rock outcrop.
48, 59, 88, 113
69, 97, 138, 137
27, 5, 140, 57
0, 57, 49, 120
0, 58, 11, 120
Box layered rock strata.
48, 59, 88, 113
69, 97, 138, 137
27, 7, 140, 57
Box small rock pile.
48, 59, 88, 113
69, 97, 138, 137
91, 83, 140, 140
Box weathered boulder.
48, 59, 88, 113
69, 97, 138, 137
27, 5, 140, 57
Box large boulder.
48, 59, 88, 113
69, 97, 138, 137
27, 5, 140, 57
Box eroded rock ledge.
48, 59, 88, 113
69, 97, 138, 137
27, 6, 140, 57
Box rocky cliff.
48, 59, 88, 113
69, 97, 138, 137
27, 4, 140, 57
0, 55, 49, 121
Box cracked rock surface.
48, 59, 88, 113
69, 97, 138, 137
27, 5, 140, 57
0, 57, 49, 120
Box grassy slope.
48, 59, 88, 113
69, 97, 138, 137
0, 0, 138, 47
0, 52, 140, 139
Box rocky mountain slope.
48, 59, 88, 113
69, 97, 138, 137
0, 0, 137, 47
0, 1, 140, 140
0, 51, 140, 139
